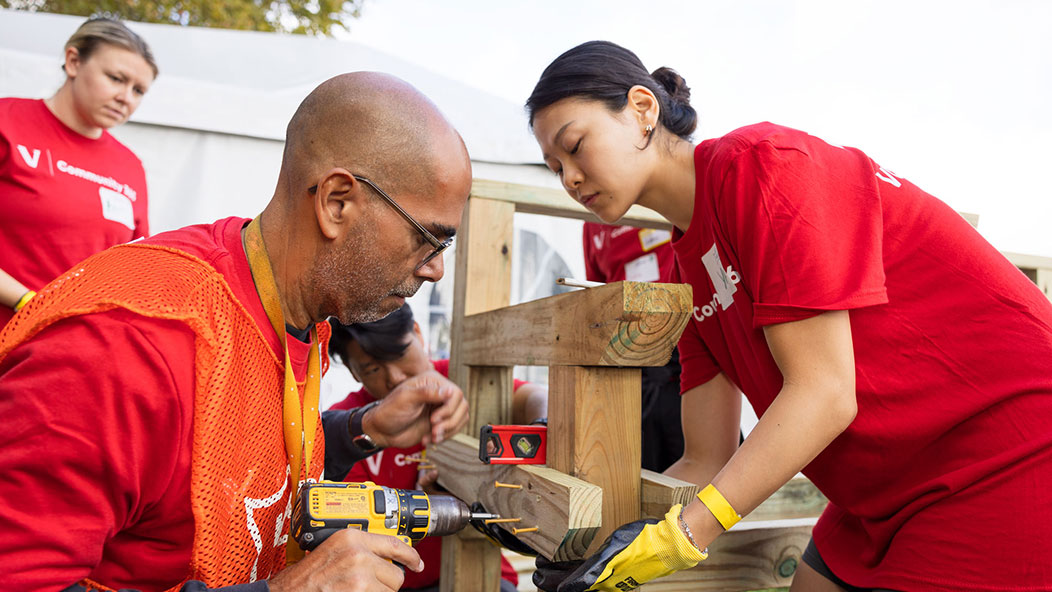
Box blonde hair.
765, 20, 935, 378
64, 17, 158, 78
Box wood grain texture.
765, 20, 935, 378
471, 178, 671, 230
449, 197, 514, 393
460, 281, 692, 367
440, 528, 503, 592
641, 470, 699, 520
428, 434, 602, 561
549, 366, 641, 556
641, 522, 814, 591
464, 365, 513, 435
744, 476, 828, 522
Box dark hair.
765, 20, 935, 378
64, 17, 158, 78
526, 40, 696, 141
328, 303, 416, 363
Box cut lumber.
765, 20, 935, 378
460, 281, 693, 367
428, 434, 602, 561
440, 527, 502, 592
745, 476, 828, 522
641, 470, 699, 520
642, 521, 814, 591
449, 196, 514, 408
549, 366, 641, 555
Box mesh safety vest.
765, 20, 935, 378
0, 243, 328, 590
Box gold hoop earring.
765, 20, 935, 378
644, 124, 653, 136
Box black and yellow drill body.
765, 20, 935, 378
292, 481, 432, 550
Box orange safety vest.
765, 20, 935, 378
0, 243, 329, 590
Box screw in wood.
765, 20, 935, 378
494, 481, 523, 489
512, 526, 539, 535
483, 517, 522, 525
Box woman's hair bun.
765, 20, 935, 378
651, 67, 697, 139
651, 67, 691, 104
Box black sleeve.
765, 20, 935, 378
63, 580, 270, 592
322, 408, 378, 481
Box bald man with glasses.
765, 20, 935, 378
0, 73, 472, 592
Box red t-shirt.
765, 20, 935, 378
331, 359, 521, 589
0, 217, 316, 590
0, 98, 149, 328
674, 123, 1052, 590
582, 222, 675, 283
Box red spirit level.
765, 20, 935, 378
479, 424, 547, 465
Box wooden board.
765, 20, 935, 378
440, 527, 503, 592
460, 281, 693, 367
471, 178, 671, 230
447, 197, 515, 431
641, 470, 700, 520
744, 476, 828, 522
549, 366, 641, 556
642, 521, 814, 591
428, 434, 602, 561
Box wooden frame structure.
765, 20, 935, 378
431, 179, 830, 591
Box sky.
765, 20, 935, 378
340, 0, 1052, 257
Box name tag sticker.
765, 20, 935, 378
639, 228, 672, 252
624, 253, 660, 282
701, 244, 736, 310
99, 187, 135, 230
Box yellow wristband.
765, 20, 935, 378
13, 290, 36, 312
697, 484, 741, 530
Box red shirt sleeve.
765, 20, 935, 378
718, 135, 889, 326
0, 310, 195, 590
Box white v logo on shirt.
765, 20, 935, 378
17, 145, 40, 169
365, 451, 384, 475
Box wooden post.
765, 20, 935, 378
439, 527, 502, 592
548, 365, 642, 555
448, 196, 515, 433
443, 195, 514, 592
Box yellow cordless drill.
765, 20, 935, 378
291, 481, 498, 550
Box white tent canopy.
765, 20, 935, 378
0, 9, 566, 233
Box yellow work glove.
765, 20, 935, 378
532, 504, 707, 592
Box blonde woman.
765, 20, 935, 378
0, 17, 157, 328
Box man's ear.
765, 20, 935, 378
313, 168, 362, 240
625, 84, 659, 128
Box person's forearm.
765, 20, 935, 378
681, 380, 854, 546
321, 408, 379, 481
0, 268, 31, 309
512, 384, 549, 424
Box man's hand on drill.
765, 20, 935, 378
268, 528, 423, 592
362, 370, 468, 449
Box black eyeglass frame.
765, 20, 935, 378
309, 174, 452, 270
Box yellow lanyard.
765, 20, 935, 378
243, 217, 320, 563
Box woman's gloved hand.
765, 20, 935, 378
532, 504, 707, 592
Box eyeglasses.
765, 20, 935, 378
310, 174, 452, 270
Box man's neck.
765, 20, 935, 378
242, 216, 314, 332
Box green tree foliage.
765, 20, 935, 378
0, 0, 365, 36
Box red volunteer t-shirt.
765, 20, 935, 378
582, 222, 675, 283
674, 123, 1052, 590
0, 98, 149, 328
331, 358, 520, 589
0, 217, 316, 590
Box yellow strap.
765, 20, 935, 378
697, 484, 741, 531
13, 290, 36, 312
244, 217, 321, 564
